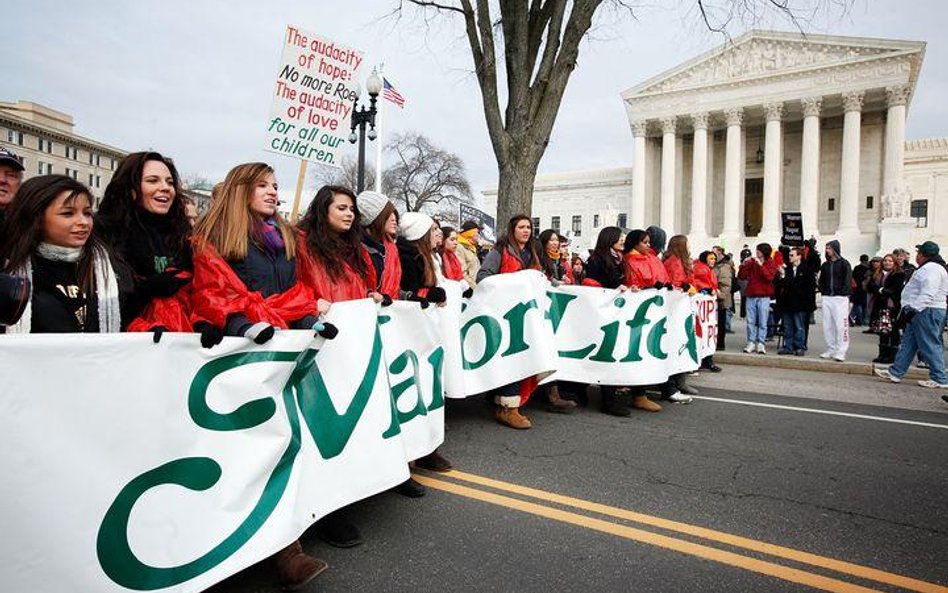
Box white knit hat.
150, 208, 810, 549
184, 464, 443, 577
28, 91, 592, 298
357, 190, 390, 226
399, 212, 434, 242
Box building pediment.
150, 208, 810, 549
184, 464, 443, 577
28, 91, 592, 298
624, 30, 924, 99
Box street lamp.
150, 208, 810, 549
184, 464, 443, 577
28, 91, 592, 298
350, 69, 384, 193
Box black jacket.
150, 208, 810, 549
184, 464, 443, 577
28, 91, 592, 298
396, 236, 432, 297
775, 263, 817, 313
818, 241, 852, 297
362, 233, 386, 292
584, 252, 624, 289
224, 241, 304, 336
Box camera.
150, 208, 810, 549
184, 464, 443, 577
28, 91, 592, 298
0, 273, 30, 326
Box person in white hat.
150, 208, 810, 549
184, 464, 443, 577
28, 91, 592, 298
358, 190, 402, 301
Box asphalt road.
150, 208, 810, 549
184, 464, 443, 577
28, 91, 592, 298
208, 373, 948, 593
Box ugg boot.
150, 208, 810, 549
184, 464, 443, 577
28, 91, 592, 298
414, 449, 453, 472
274, 540, 328, 591
600, 387, 631, 417
547, 385, 578, 413
495, 407, 532, 429
632, 395, 662, 412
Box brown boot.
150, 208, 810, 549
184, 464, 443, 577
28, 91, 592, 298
274, 540, 328, 591
547, 385, 578, 413
414, 449, 453, 472
495, 407, 532, 429
632, 395, 662, 412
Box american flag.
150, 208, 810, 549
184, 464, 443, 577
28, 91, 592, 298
383, 78, 405, 108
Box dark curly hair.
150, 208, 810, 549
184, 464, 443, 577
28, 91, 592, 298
299, 185, 369, 281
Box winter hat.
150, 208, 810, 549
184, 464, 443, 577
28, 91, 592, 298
645, 225, 667, 254
399, 211, 434, 242
916, 240, 940, 257
826, 240, 841, 258
358, 190, 390, 226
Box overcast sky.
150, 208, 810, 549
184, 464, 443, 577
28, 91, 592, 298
6, 0, 947, 209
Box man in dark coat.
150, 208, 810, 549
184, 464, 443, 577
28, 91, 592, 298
775, 247, 816, 355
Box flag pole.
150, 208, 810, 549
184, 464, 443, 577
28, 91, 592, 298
374, 64, 384, 193
290, 159, 308, 223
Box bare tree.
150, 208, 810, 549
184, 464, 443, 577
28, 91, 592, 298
182, 173, 215, 192
383, 132, 473, 222
310, 157, 377, 193
399, 0, 850, 228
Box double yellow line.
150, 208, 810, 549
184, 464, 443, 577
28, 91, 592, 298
413, 469, 948, 593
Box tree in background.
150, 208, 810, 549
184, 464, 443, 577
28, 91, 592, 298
400, 0, 850, 227
383, 132, 473, 223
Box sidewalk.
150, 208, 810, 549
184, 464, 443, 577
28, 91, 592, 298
715, 307, 947, 381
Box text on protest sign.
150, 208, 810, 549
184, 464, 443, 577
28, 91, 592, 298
264, 25, 364, 166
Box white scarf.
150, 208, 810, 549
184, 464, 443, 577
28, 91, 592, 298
6, 243, 121, 334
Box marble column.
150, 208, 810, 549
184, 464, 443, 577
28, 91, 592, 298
631, 120, 648, 229
883, 85, 909, 199
722, 107, 744, 237
799, 97, 822, 237
761, 102, 784, 238
660, 116, 678, 234
689, 112, 710, 239
837, 90, 864, 234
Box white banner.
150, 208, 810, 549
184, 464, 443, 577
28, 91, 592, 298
0, 273, 712, 593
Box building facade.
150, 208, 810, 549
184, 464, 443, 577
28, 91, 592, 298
485, 31, 948, 256
0, 100, 126, 206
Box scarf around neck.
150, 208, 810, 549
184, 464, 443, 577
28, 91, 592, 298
253, 217, 285, 256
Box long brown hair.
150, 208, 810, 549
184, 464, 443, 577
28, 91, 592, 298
0, 175, 105, 296
193, 162, 296, 260
663, 234, 693, 276
495, 214, 540, 267
365, 201, 398, 242
411, 228, 437, 287
299, 185, 369, 280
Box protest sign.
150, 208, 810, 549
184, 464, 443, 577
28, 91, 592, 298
458, 203, 497, 244
264, 25, 364, 166
781, 211, 804, 246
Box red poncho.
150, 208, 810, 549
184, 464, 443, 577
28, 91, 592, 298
442, 249, 464, 281
190, 242, 317, 329
624, 250, 669, 289
126, 272, 194, 333
663, 255, 694, 289
380, 238, 402, 300
297, 236, 375, 303
693, 261, 718, 292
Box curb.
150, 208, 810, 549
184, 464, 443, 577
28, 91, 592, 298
714, 351, 932, 381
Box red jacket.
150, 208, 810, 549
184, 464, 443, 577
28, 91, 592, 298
442, 249, 464, 281
379, 238, 402, 300
663, 255, 694, 289
624, 251, 669, 289
738, 257, 779, 298
297, 236, 375, 303
692, 261, 718, 292
191, 242, 317, 329
126, 274, 194, 333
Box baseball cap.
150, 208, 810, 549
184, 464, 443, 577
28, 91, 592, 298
0, 147, 24, 172
915, 241, 940, 257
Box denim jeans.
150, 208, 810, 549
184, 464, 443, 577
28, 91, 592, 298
889, 308, 947, 384
746, 297, 770, 345
781, 311, 807, 352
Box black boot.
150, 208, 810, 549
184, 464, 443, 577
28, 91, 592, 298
600, 386, 631, 417
315, 509, 362, 548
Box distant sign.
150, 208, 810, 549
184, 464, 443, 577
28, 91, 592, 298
264, 25, 365, 166
458, 203, 496, 244
781, 211, 804, 246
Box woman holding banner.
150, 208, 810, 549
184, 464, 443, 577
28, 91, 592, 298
536, 228, 579, 413
477, 215, 542, 429
694, 250, 722, 372
438, 226, 466, 283
95, 152, 219, 345
0, 175, 133, 333
359, 190, 403, 301
190, 163, 328, 588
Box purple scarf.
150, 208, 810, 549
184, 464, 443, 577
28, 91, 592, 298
253, 217, 285, 256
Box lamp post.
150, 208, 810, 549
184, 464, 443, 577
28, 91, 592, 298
349, 69, 384, 193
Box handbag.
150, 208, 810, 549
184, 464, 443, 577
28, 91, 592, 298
872, 307, 893, 335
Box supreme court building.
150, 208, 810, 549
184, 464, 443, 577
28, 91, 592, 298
484, 31, 948, 256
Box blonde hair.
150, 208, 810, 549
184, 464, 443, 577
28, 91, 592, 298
194, 162, 296, 261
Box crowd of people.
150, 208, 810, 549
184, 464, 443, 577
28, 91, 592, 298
0, 144, 946, 589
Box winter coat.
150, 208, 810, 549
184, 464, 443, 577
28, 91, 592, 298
624, 250, 669, 289
738, 257, 779, 298
397, 236, 439, 298
477, 243, 539, 282
663, 255, 694, 289
584, 252, 624, 289
818, 241, 853, 297
456, 242, 481, 286
774, 263, 817, 313
190, 241, 317, 336
693, 261, 718, 293
297, 234, 375, 303
713, 260, 734, 309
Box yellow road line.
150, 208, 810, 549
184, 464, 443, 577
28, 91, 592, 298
414, 473, 885, 593
419, 470, 948, 593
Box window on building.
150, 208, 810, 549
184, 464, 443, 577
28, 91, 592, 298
617, 213, 627, 228
46, 163, 52, 174
67, 146, 77, 160
96, 155, 101, 167
38, 161, 45, 175
38, 138, 45, 152
571, 215, 582, 236
110, 158, 115, 170
551, 216, 560, 232
6, 129, 12, 143
38, 138, 52, 154
89, 152, 95, 165
16, 131, 24, 146
95, 175, 101, 188
828, 198, 835, 212
532, 217, 540, 231
593, 214, 600, 228
89, 173, 94, 186
910, 199, 928, 228
866, 195, 874, 209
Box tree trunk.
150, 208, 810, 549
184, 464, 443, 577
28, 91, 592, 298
496, 151, 541, 231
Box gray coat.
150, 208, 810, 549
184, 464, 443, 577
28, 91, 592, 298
714, 260, 734, 310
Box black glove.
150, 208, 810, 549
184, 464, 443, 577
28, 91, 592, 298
426, 287, 447, 304
408, 294, 430, 309
141, 271, 189, 298
381, 294, 393, 307
653, 282, 664, 290
897, 307, 918, 330
315, 321, 339, 340
151, 325, 167, 344
243, 322, 275, 344
664, 283, 674, 290
699, 288, 713, 296
680, 282, 691, 292
462, 287, 474, 298
194, 321, 224, 349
